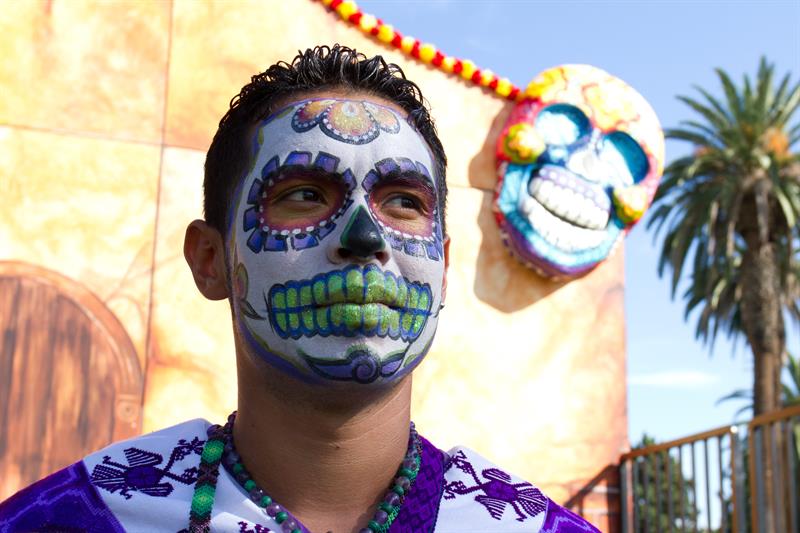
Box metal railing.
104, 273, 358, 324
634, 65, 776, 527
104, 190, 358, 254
618, 404, 800, 533
747, 404, 800, 533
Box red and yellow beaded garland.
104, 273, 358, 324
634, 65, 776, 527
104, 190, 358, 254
315, 0, 521, 101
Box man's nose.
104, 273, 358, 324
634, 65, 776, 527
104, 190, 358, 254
332, 206, 388, 263
331, 205, 389, 264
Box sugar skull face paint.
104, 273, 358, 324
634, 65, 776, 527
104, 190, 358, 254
495, 65, 665, 278
231, 97, 445, 385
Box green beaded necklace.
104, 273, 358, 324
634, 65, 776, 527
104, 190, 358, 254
188, 413, 421, 533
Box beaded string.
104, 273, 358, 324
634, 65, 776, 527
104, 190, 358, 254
314, 0, 522, 101
189, 412, 422, 533
188, 423, 226, 532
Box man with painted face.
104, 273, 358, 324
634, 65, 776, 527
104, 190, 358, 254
0, 46, 598, 532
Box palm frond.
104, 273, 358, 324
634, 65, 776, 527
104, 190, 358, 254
774, 184, 797, 229
716, 68, 745, 126
666, 128, 721, 150
773, 80, 800, 128
676, 95, 733, 134
771, 71, 792, 112
693, 84, 734, 124
753, 57, 773, 127
716, 388, 752, 405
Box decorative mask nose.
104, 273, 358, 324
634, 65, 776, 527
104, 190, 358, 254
340, 206, 386, 258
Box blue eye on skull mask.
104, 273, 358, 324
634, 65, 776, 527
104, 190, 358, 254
494, 65, 665, 279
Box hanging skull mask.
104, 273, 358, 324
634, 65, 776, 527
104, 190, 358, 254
494, 65, 665, 278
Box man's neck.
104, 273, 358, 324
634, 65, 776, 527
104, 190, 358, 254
234, 348, 413, 533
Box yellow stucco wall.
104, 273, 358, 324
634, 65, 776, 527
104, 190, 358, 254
0, 0, 626, 520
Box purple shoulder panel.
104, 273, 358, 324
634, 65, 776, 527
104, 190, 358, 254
540, 499, 601, 533
0, 461, 124, 533
390, 434, 448, 533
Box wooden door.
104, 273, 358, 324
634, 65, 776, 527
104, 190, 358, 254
0, 261, 143, 500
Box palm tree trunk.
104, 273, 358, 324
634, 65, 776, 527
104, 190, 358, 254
740, 240, 785, 415
740, 239, 786, 532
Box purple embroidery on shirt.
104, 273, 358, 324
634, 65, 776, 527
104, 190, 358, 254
0, 461, 124, 533
390, 434, 447, 532
443, 450, 547, 522
90, 436, 204, 499
540, 499, 601, 532
238, 521, 275, 533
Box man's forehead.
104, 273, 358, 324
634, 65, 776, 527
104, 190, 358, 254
249, 95, 435, 181
268, 90, 409, 121
256, 96, 414, 137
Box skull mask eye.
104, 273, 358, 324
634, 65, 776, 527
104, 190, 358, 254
598, 131, 650, 186
535, 104, 591, 146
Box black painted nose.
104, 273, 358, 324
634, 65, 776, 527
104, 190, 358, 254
339, 206, 385, 258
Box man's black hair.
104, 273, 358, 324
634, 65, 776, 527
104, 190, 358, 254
204, 44, 448, 238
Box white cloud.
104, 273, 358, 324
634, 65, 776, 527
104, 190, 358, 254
628, 370, 720, 388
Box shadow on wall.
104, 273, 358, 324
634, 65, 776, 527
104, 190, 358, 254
468, 106, 567, 313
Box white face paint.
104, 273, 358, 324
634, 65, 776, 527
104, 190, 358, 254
229, 97, 445, 386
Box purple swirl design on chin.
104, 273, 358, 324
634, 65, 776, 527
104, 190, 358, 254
352, 351, 380, 382
303, 349, 406, 384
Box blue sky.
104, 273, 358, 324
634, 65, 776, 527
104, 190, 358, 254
358, 0, 800, 443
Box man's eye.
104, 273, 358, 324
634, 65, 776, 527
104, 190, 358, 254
281, 188, 324, 203
384, 195, 420, 210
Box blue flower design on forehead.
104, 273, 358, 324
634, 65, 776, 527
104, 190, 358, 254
291, 99, 401, 144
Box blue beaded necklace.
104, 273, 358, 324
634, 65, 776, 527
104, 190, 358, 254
188, 412, 421, 533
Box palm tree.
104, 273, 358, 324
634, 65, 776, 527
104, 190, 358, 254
717, 350, 800, 419
648, 57, 800, 416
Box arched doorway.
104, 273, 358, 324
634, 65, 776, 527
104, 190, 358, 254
0, 261, 143, 500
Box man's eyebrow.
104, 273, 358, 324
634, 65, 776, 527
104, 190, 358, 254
273, 165, 349, 185
260, 151, 355, 183
375, 171, 436, 194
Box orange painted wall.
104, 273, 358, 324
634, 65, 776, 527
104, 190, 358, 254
0, 1, 626, 527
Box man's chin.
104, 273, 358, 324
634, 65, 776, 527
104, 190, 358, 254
237, 316, 436, 386
294, 340, 409, 385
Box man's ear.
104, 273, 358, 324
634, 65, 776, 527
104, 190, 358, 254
441, 235, 450, 303
184, 219, 229, 301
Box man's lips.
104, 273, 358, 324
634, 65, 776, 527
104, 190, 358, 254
265, 264, 432, 341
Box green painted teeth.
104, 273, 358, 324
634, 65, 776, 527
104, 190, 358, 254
267, 265, 433, 341
313, 279, 326, 303
300, 285, 312, 307
364, 268, 385, 303
328, 273, 344, 304
362, 303, 381, 330
345, 269, 364, 303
